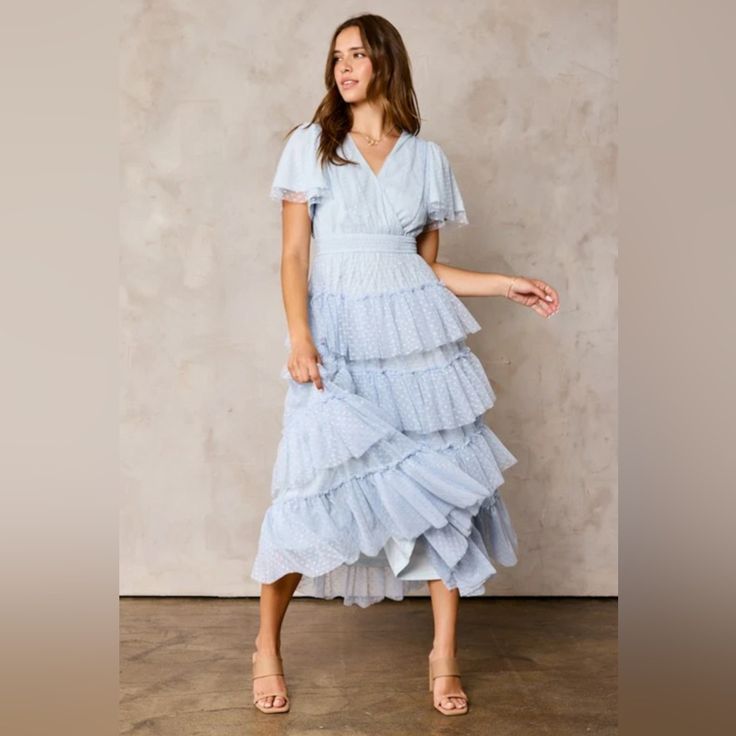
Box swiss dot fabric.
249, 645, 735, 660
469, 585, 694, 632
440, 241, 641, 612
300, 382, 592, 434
268, 122, 469, 237
251, 121, 519, 607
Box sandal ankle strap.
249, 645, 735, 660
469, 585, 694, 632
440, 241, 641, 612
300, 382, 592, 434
252, 652, 284, 679
429, 655, 461, 680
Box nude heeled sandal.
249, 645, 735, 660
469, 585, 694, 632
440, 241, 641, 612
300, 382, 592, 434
428, 653, 469, 716
252, 651, 290, 713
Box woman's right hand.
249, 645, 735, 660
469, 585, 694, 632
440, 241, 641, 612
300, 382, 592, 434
287, 336, 324, 391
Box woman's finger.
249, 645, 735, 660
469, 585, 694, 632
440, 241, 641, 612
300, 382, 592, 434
291, 361, 309, 383
538, 281, 560, 307
530, 284, 551, 302
524, 281, 558, 315
524, 278, 553, 303
530, 301, 548, 318
309, 360, 324, 391
519, 292, 553, 318
516, 279, 549, 307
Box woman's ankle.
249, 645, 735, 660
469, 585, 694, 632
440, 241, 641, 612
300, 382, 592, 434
254, 633, 281, 655
430, 641, 458, 658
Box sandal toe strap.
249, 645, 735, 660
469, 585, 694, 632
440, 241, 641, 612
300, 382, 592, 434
254, 689, 288, 703
436, 691, 467, 700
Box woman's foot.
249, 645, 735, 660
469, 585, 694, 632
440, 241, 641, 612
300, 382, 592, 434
429, 646, 468, 712
252, 637, 287, 710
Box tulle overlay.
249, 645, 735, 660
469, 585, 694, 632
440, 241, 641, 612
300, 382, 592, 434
250, 235, 520, 607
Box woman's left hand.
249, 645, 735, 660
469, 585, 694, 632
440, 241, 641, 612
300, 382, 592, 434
506, 276, 560, 319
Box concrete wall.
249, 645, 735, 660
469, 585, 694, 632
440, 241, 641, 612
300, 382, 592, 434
120, 0, 617, 596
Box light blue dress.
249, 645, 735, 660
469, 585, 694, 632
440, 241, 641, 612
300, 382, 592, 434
250, 121, 519, 607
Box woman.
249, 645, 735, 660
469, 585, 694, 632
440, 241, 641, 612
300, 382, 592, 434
250, 13, 559, 716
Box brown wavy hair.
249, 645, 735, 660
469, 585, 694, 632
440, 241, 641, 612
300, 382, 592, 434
283, 13, 422, 169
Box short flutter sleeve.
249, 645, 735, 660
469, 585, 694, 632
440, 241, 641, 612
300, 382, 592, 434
269, 122, 330, 220
423, 140, 470, 231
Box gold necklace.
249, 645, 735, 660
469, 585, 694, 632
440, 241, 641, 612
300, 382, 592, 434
349, 125, 398, 146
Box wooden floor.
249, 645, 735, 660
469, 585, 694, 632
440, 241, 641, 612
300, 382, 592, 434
120, 596, 617, 735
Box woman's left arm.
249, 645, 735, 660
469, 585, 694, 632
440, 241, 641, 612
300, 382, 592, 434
416, 228, 561, 319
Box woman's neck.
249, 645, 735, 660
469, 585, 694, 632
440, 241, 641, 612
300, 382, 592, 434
349, 101, 394, 139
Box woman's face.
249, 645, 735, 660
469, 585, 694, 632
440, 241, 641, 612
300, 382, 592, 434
333, 26, 373, 103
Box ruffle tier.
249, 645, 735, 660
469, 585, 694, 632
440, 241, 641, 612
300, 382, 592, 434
305, 279, 481, 361
279, 337, 496, 428
272, 347, 502, 492
347, 341, 496, 433
255, 490, 517, 608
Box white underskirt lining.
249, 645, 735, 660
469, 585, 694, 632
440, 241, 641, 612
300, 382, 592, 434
383, 536, 440, 581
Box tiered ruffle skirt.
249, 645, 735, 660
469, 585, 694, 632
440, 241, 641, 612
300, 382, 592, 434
250, 233, 519, 607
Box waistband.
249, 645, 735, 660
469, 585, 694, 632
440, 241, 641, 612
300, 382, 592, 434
312, 233, 417, 255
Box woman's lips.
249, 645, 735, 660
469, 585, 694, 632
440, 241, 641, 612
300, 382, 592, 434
341, 80, 358, 88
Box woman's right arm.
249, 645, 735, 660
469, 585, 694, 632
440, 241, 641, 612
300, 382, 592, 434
280, 200, 324, 390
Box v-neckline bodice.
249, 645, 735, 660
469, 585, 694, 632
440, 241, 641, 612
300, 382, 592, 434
347, 129, 409, 179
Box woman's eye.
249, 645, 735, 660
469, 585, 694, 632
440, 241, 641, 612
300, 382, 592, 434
333, 52, 366, 63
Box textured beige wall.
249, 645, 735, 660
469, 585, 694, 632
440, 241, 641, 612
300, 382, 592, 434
120, 1, 617, 596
